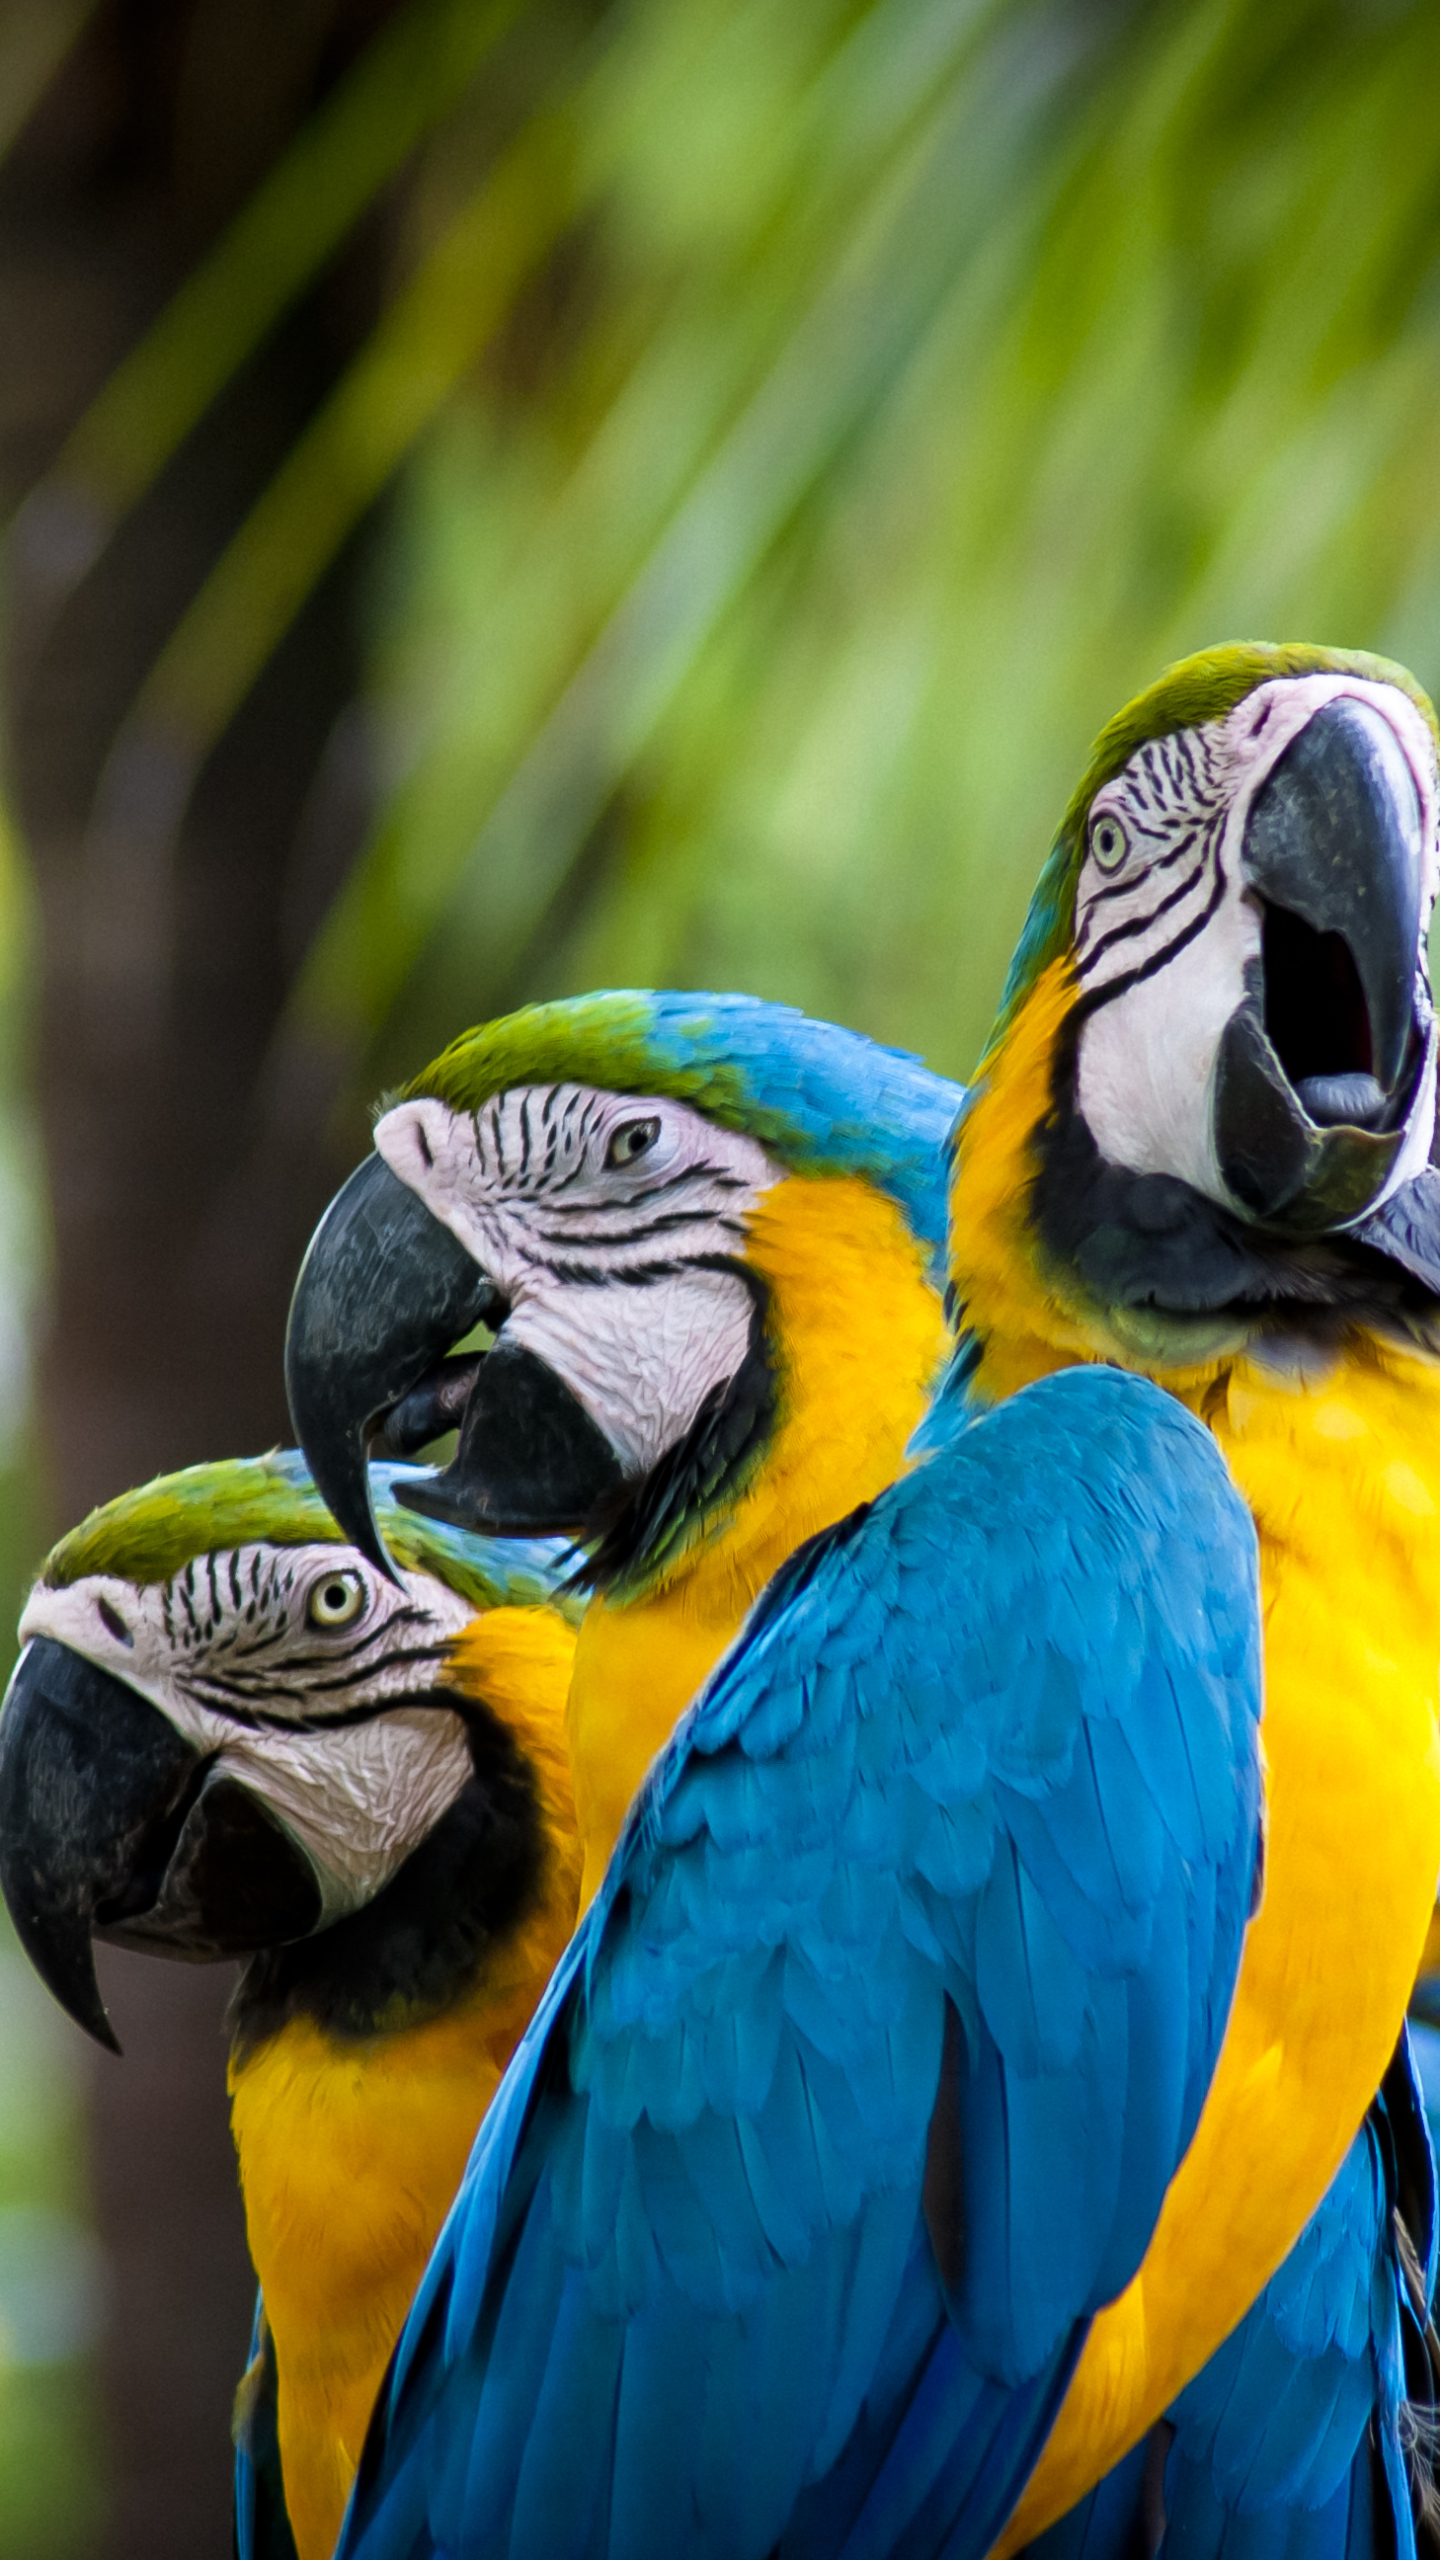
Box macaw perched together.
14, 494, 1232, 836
0, 1450, 582, 2560
287, 990, 961, 1903
0, 998, 961, 2556
283, 658, 1440, 2560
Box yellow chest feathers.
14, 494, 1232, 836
231, 1997, 516, 2560
1000, 1342, 1440, 2541
565, 1170, 950, 1905
229, 1607, 580, 2560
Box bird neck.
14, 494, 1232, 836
949, 958, 1107, 1396
950, 954, 1225, 1399
565, 1170, 949, 1906
227, 1609, 580, 2560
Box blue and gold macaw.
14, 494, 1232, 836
0, 1451, 582, 2560
3, 999, 966, 2558
284, 658, 1440, 2557
286, 991, 962, 1906
313, 1365, 1264, 2560
953, 644, 1440, 2550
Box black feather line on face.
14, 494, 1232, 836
1071, 842, 1227, 1023
574, 1266, 777, 1595
184, 1643, 455, 1728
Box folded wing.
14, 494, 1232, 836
341, 1365, 1265, 2560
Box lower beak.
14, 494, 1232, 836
1215, 695, 1432, 1227
0, 1639, 322, 2052
397, 1337, 626, 1537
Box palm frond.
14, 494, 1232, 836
320, 0, 1440, 1086
11, 0, 523, 605
24, 0, 1440, 1104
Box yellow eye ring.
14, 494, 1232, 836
308, 1570, 366, 1630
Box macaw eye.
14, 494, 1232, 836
308, 1569, 366, 1629
606, 1116, 661, 1168
1089, 812, 1129, 873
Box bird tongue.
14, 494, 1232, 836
370, 1351, 486, 1461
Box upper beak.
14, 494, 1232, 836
285, 1152, 499, 1574
0, 1639, 323, 2051
288, 1155, 629, 1567
1214, 695, 1432, 1227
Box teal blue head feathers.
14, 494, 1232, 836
287, 990, 961, 1578
399, 990, 961, 1254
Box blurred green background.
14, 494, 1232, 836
4, 0, 1440, 2550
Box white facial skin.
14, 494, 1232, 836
375, 1086, 785, 1474
18, 1546, 476, 1923
1074, 674, 1440, 1214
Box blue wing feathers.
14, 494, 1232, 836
975, 1836, 1089, 2074
340, 1366, 1264, 2560
508, 2266, 621, 2556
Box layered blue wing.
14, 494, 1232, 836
339, 1365, 1264, 2560
1030, 2031, 1439, 2560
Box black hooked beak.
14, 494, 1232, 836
0, 1639, 323, 2052
1215, 695, 1432, 1229
288, 1153, 629, 1564
285, 1152, 500, 1574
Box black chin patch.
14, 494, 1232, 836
1030, 1030, 1440, 1336
229, 1687, 546, 2054
1037, 1092, 1278, 1313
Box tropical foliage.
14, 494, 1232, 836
7, 1, 1440, 2550
22, 0, 1440, 1107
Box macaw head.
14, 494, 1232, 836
284, 989, 960, 1580
0, 1449, 580, 2052
953, 642, 1440, 1372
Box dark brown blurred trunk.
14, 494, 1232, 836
0, 6, 395, 2552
